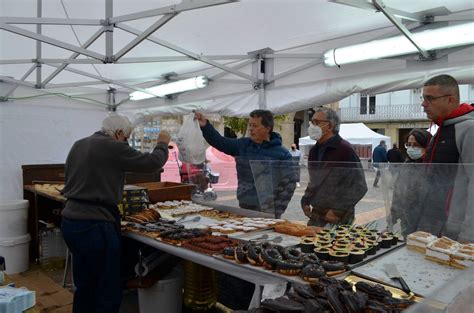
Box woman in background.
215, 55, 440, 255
390, 129, 431, 238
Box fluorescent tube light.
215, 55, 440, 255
324, 22, 474, 67
130, 75, 208, 100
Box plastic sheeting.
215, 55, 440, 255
299, 123, 391, 152
0, 100, 107, 200
122, 60, 474, 117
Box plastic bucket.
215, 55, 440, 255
0, 200, 29, 238
0, 234, 31, 274
138, 267, 183, 313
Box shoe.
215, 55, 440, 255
296, 182, 301, 187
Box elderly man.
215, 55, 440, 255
61, 114, 170, 313
301, 107, 368, 226
195, 110, 296, 218
418, 74, 474, 240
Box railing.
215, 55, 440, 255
340, 105, 429, 122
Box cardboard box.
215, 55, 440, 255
135, 182, 194, 203
9, 271, 73, 312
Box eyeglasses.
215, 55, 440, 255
420, 94, 451, 104
310, 119, 329, 126
404, 143, 421, 148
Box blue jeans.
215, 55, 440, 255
61, 218, 122, 313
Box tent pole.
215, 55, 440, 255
36, 0, 42, 88
105, 0, 113, 63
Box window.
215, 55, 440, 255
369, 96, 376, 114
360, 95, 367, 114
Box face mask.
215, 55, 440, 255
407, 147, 423, 160
308, 124, 323, 141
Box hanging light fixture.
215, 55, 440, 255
130, 75, 209, 100
323, 22, 474, 67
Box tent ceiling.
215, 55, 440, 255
0, 0, 473, 115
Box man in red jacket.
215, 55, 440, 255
419, 74, 474, 241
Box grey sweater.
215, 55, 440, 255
62, 131, 168, 222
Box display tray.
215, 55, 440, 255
346, 240, 405, 270
344, 272, 445, 310
229, 229, 300, 247
352, 246, 463, 300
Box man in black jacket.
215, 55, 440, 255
387, 144, 404, 163
301, 107, 368, 226
61, 114, 170, 313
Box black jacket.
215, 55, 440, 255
301, 134, 367, 212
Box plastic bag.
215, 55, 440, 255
176, 114, 208, 164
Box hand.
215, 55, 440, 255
302, 205, 312, 218
194, 112, 208, 128
325, 210, 340, 224
157, 131, 171, 145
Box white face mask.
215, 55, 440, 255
407, 147, 423, 160
308, 124, 323, 141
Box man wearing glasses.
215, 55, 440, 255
301, 107, 367, 226
418, 74, 474, 241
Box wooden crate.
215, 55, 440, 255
135, 181, 194, 202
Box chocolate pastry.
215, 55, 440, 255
234, 245, 249, 264
355, 282, 392, 301
321, 260, 345, 276
314, 247, 331, 260
276, 259, 304, 276
259, 247, 283, 270
348, 249, 365, 264
302, 253, 320, 266
300, 237, 316, 253
293, 283, 317, 299
327, 285, 347, 313
316, 276, 340, 290
304, 299, 325, 312
286, 291, 306, 304
380, 235, 393, 248
329, 250, 350, 264
261, 297, 305, 312
382, 297, 415, 309
332, 245, 350, 251
222, 246, 235, 259
246, 244, 262, 266
391, 234, 399, 245
364, 299, 391, 313
340, 290, 368, 313
300, 264, 325, 282
282, 247, 302, 260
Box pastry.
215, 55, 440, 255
425, 238, 459, 266
300, 236, 316, 253
222, 246, 235, 259
321, 260, 345, 276
348, 249, 365, 264
406, 231, 436, 253
259, 246, 283, 270
314, 247, 331, 260
246, 244, 262, 266
276, 259, 303, 276
329, 250, 349, 264
300, 264, 325, 282
380, 235, 393, 248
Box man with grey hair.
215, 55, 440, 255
61, 113, 170, 312
302, 107, 367, 226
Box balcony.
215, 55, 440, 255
339, 105, 429, 122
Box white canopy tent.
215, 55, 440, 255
0, 0, 473, 199
299, 123, 391, 155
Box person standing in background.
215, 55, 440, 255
419, 74, 474, 240
290, 143, 303, 187
372, 140, 388, 187
301, 107, 367, 226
